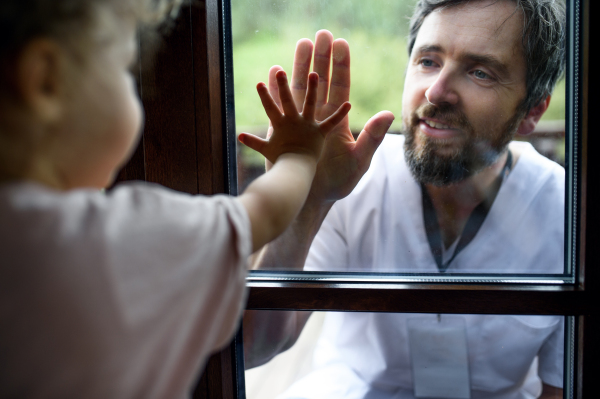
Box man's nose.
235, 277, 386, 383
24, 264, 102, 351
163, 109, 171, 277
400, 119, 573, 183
424, 68, 459, 106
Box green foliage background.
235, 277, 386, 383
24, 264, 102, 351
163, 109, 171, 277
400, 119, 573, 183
231, 0, 566, 166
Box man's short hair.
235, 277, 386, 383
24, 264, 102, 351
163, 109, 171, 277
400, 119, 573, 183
407, 0, 566, 114
0, 0, 183, 65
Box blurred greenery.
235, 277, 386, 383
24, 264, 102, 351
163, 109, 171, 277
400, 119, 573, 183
232, 0, 415, 137
231, 0, 566, 168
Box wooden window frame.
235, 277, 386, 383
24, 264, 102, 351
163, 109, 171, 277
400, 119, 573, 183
115, 0, 598, 397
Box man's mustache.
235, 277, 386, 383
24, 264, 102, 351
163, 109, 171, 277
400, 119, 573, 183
412, 103, 473, 132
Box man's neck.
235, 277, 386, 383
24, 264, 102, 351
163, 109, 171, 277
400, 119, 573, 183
424, 150, 509, 248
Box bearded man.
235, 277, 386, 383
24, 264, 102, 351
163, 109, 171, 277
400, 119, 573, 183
243, 1, 566, 398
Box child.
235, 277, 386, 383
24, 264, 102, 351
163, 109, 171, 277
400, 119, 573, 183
0, 1, 350, 397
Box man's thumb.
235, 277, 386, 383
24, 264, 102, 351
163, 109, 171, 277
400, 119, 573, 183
354, 111, 395, 160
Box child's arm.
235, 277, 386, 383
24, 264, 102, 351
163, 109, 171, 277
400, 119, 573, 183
237, 70, 350, 252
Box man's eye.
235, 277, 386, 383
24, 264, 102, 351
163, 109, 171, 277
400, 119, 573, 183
473, 70, 490, 79
421, 59, 435, 67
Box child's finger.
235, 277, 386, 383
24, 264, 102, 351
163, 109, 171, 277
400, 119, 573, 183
257, 82, 283, 123
238, 133, 269, 156
302, 72, 319, 121
275, 70, 299, 117
318, 102, 351, 133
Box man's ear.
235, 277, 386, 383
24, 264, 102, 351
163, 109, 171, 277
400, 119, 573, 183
15, 39, 65, 123
516, 95, 551, 136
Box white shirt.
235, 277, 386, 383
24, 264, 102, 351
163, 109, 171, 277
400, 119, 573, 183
0, 182, 252, 399
281, 135, 564, 399
306, 135, 564, 275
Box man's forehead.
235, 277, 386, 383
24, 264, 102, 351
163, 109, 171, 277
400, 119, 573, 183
414, 0, 524, 59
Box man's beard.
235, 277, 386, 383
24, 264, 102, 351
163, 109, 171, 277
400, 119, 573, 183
403, 103, 521, 186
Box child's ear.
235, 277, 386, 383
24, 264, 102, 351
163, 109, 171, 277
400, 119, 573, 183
516, 95, 551, 136
15, 39, 65, 123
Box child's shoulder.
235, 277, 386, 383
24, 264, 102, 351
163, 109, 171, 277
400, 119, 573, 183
0, 180, 249, 227
1, 181, 116, 230
0, 180, 251, 261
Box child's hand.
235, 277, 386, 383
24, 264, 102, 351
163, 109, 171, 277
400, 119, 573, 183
238, 70, 351, 164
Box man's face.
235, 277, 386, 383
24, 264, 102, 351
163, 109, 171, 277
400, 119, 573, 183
402, 0, 527, 186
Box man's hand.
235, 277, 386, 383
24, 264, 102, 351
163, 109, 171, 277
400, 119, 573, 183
264, 30, 395, 205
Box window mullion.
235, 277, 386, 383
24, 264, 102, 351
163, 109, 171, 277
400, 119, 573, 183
247, 283, 588, 315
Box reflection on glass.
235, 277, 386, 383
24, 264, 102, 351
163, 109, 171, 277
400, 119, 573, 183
232, 0, 567, 275
244, 311, 566, 399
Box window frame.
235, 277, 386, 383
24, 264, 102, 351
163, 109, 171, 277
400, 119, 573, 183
234, 0, 597, 397
115, 0, 598, 398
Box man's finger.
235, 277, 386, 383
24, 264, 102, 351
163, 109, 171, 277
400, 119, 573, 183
312, 30, 334, 107
328, 39, 351, 109
354, 111, 395, 161
268, 65, 284, 111
290, 39, 314, 112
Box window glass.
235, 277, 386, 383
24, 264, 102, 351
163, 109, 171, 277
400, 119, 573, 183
243, 311, 571, 399
232, 0, 569, 277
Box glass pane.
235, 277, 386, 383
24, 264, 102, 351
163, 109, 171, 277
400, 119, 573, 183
231, 0, 572, 278
243, 311, 571, 399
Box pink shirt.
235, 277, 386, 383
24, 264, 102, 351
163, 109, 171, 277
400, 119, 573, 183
0, 182, 251, 399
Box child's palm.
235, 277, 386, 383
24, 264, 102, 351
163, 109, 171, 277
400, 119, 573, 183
239, 70, 350, 165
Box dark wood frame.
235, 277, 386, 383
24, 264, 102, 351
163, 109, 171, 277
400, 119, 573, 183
115, 0, 598, 397
116, 1, 234, 397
